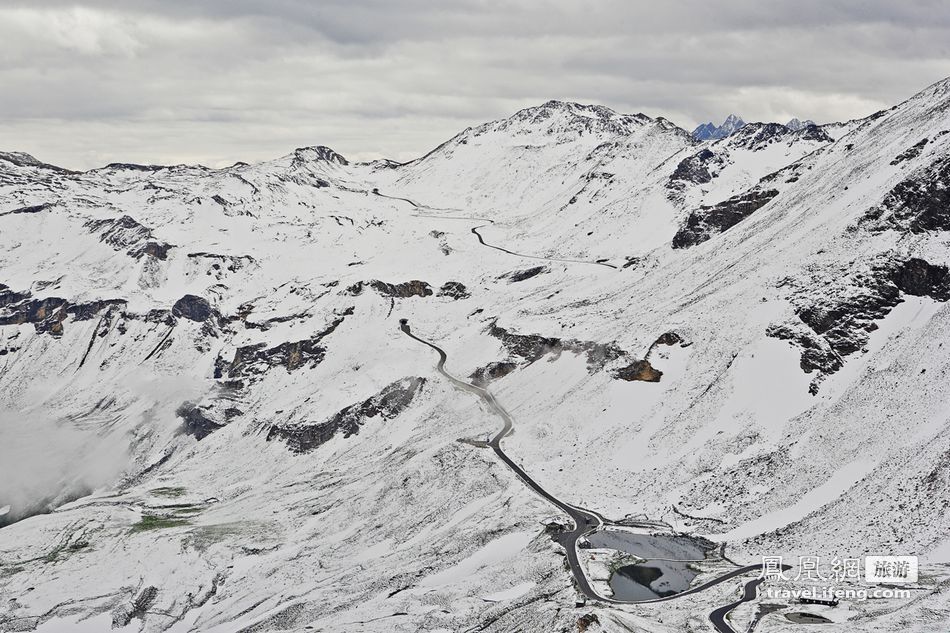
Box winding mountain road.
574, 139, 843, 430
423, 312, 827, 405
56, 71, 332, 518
707, 573, 796, 633
388, 186, 773, 629
374, 189, 618, 269
400, 321, 776, 622
469, 225, 618, 269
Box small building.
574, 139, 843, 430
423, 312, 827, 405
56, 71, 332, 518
799, 597, 839, 607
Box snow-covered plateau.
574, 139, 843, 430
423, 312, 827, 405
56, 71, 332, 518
2, 77, 950, 632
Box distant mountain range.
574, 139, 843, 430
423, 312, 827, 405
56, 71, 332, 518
2, 75, 950, 633
692, 114, 817, 140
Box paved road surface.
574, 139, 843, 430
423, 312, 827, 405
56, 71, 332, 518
400, 321, 771, 615
707, 564, 792, 632
375, 189, 617, 269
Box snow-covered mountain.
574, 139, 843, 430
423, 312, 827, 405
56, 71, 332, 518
785, 117, 817, 131
2, 77, 950, 632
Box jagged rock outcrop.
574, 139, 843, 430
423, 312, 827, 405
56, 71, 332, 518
469, 361, 518, 387
172, 295, 215, 322
0, 283, 126, 336
503, 266, 548, 283
769, 256, 950, 386
267, 377, 426, 453
345, 280, 433, 298
672, 188, 779, 248
893, 258, 950, 300
786, 118, 816, 132
176, 403, 224, 441
863, 155, 950, 232
669, 149, 719, 187
293, 146, 348, 166
0, 202, 54, 217
613, 359, 662, 382
645, 331, 686, 359
891, 138, 929, 165
84, 215, 174, 260
486, 320, 625, 372
112, 586, 159, 628
226, 312, 349, 378
187, 253, 256, 280
437, 281, 470, 299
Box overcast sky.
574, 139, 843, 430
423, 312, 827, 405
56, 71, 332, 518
2, 1, 949, 170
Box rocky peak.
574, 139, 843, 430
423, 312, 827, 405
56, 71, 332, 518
292, 146, 348, 166
692, 114, 746, 140
481, 100, 654, 139
0, 151, 73, 174
786, 117, 817, 131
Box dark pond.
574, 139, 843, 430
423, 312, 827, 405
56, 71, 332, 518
587, 530, 713, 602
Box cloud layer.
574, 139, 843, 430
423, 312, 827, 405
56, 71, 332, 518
2, 1, 949, 169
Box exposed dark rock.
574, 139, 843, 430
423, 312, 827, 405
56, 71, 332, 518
644, 331, 685, 359
614, 359, 663, 382
867, 155, 950, 232
793, 124, 834, 143
84, 215, 174, 260
244, 311, 310, 331
67, 299, 127, 321
343, 281, 364, 295
0, 284, 126, 336
141, 242, 172, 259
104, 162, 165, 172
146, 308, 176, 325
893, 258, 950, 300
231, 337, 326, 374
293, 145, 348, 166
654, 332, 682, 346
729, 122, 792, 149
0, 151, 75, 173
769, 256, 950, 386
504, 266, 549, 282
469, 361, 518, 387
345, 280, 433, 298
187, 252, 256, 279
577, 613, 600, 633
0, 202, 54, 217
226, 312, 348, 378
794, 266, 901, 358
766, 322, 843, 375
672, 188, 779, 249
370, 280, 432, 298
267, 377, 426, 453
437, 281, 470, 299
669, 149, 718, 187
486, 320, 626, 373
177, 403, 224, 441
891, 138, 929, 165
113, 586, 159, 627
172, 295, 215, 322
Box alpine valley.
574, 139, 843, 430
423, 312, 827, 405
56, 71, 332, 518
2, 76, 950, 633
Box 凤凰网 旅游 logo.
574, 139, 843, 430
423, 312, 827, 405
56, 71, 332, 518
864, 556, 917, 583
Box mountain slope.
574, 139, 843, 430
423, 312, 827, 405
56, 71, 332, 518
1, 78, 950, 633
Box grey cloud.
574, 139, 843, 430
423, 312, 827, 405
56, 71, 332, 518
1, 1, 948, 169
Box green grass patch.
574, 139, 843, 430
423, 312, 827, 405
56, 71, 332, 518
131, 514, 192, 533
149, 486, 187, 498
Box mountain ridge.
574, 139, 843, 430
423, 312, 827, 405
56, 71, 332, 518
1, 75, 950, 633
